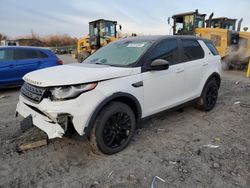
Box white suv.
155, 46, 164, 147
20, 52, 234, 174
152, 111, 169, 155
16, 36, 222, 154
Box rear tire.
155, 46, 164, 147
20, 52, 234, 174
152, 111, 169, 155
196, 79, 218, 111
89, 102, 136, 155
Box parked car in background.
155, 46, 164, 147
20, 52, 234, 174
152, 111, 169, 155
0, 46, 63, 88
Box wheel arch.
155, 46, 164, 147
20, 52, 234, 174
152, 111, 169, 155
204, 72, 221, 89
84, 92, 142, 138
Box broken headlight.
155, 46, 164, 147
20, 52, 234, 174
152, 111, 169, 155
50, 83, 97, 101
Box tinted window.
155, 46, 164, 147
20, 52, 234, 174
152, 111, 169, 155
0, 49, 13, 61
205, 41, 219, 56
150, 39, 179, 64
181, 39, 204, 62
37, 50, 48, 58
15, 49, 39, 60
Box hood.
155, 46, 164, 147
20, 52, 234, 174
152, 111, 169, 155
23, 63, 135, 87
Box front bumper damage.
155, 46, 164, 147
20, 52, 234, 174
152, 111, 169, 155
16, 100, 65, 139
16, 89, 106, 139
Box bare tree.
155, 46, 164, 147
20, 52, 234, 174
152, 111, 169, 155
0, 33, 7, 41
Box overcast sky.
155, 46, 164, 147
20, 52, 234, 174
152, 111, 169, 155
1, 0, 250, 38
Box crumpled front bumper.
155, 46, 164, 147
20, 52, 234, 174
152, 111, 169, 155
16, 100, 65, 139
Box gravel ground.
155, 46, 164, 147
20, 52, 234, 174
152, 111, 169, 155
0, 56, 249, 188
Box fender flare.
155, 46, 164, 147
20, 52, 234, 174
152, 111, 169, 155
84, 92, 142, 137
204, 72, 221, 88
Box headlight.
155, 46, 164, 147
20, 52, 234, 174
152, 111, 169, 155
50, 83, 97, 101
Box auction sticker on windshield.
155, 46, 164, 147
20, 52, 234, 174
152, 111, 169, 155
127, 43, 146, 48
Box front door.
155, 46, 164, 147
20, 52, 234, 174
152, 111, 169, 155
142, 39, 186, 117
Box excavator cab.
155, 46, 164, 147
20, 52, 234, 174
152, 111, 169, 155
172, 10, 206, 35
89, 19, 118, 49
206, 17, 237, 30
77, 19, 119, 62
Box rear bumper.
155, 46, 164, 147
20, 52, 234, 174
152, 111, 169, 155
16, 100, 65, 139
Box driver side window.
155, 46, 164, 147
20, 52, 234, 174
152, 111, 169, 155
150, 39, 179, 65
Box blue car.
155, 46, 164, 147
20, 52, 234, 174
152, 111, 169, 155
0, 46, 63, 88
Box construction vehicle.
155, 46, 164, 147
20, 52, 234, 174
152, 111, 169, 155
207, 17, 250, 69
170, 10, 250, 70
77, 19, 121, 62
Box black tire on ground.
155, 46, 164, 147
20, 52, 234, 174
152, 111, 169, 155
77, 51, 90, 63
89, 102, 136, 155
196, 78, 219, 111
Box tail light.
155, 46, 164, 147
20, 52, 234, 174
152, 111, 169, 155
57, 59, 63, 65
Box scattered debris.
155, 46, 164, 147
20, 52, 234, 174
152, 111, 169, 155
235, 81, 239, 85
234, 101, 241, 105
212, 162, 220, 168
214, 137, 221, 142
151, 176, 166, 188
197, 149, 202, 156
127, 174, 136, 181
107, 171, 113, 178
17, 139, 47, 152
203, 144, 219, 149
0, 95, 9, 99
169, 161, 177, 165
240, 103, 250, 108
156, 128, 167, 132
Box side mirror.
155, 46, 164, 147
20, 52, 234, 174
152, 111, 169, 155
149, 59, 169, 71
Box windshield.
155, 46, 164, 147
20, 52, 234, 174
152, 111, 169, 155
84, 40, 151, 66
89, 23, 99, 37
105, 22, 116, 37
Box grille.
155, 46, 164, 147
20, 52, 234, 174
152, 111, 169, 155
21, 82, 46, 103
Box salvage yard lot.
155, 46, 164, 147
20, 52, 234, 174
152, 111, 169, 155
0, 56, 249, 187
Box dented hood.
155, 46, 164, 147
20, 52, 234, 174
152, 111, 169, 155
23, 63, 135, 87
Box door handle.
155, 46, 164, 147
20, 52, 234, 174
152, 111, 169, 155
202, 62, 208, 66
175, 68, 184, 73
9, 64, 14, 68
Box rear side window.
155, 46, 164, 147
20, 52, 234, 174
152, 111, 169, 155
205, 41, 219, 56
0, 49, 13, 61
15, 49, 39, 60
150, 39, 179, 65
181, 39, 204, 62
37, 50, 49, 58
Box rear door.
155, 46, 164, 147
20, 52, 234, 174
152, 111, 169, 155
14, 48, 41, 79
36, 50, 54, 68
180, 39, 206, 99
0, 48, 18, 85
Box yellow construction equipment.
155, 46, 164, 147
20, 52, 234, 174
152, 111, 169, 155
77, 19, 121, 62
247, 60, 250, 77
170, 10, 250, 71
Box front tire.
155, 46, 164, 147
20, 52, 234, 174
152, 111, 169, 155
89, 102, 136, 155
196, 79, 218, 111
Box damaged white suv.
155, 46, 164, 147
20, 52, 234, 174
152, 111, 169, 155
16, 36, 222, 154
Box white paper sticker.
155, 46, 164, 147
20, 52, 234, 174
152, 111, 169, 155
127, 43, 145, 48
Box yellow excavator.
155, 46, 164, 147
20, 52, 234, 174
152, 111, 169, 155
170, 10, 250, 70
206, 16, 250, 69
76, 19, 121, 62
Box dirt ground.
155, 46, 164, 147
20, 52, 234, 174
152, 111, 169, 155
0, 57, 249, 188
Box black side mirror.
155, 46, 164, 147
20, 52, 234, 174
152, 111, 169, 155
149, 59, 169, 71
